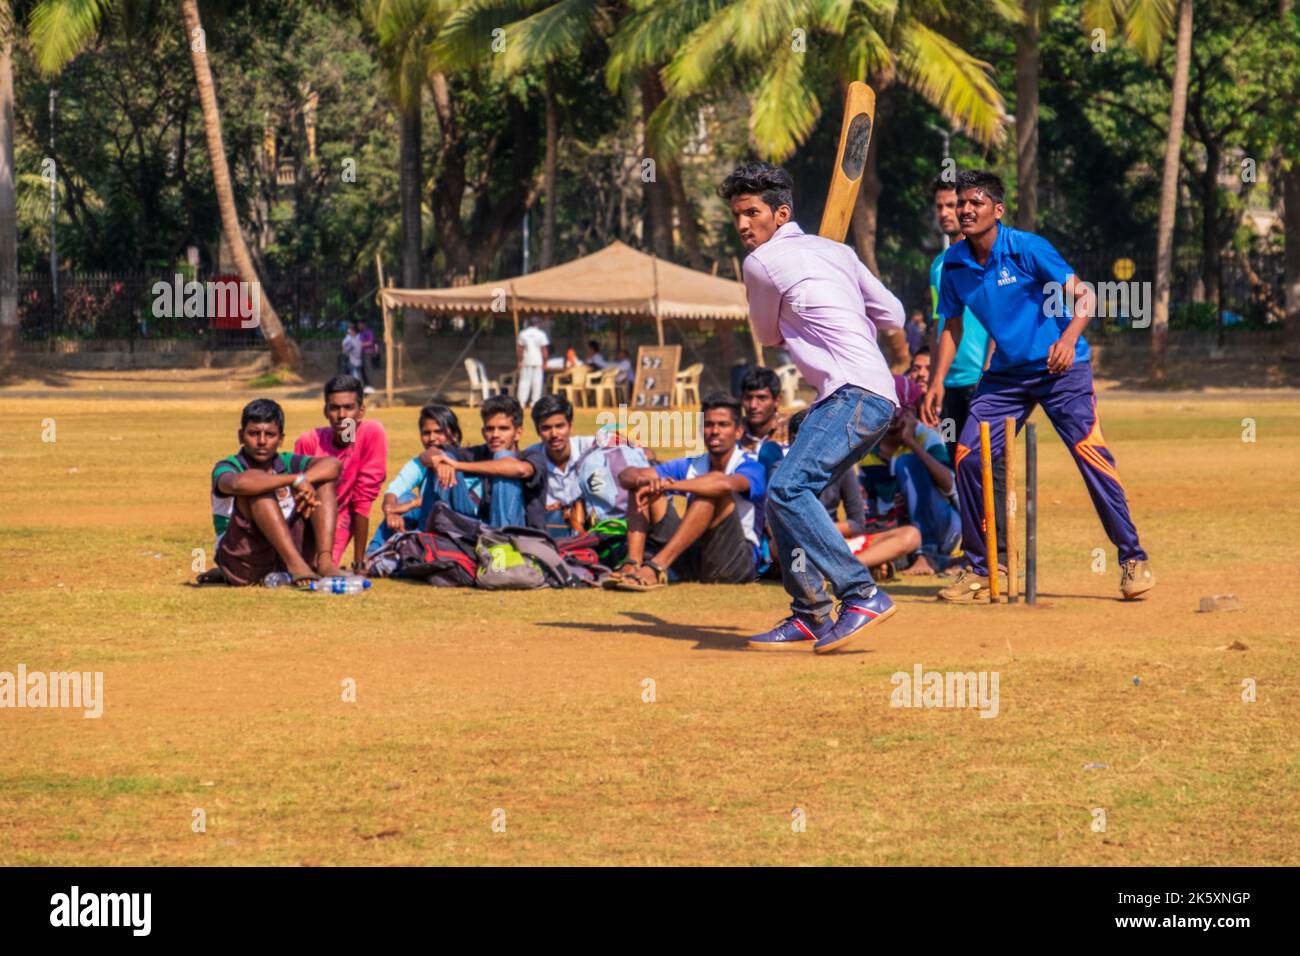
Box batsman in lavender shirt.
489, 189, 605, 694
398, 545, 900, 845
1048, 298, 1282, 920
723, 160, 905, 654
742, 221, 904, 407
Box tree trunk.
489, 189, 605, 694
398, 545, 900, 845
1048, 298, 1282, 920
0, 23, 16, 372
639, 72, 673, 259
1282, 0, 1299, 361
1284, 162, 1300, 361
850, 130, 882, 275
1151, 0, 1193, 383
666, 159, 706, 270
181, 0, 298, 367
540, 65, 557, 269
1200, 138, 1223, 342
1014, 0, 1040, 230
399, 102, 422, 330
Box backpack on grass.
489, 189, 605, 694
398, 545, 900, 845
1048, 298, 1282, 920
364, 502, 480, 587
475, 526, 576, 589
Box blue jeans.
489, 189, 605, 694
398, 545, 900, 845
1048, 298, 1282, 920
416, 450, 526, 530
767, 385, 895, 622
894, 454, 962, 557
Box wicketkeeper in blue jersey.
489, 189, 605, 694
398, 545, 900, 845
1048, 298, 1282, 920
920, 170, 1154, 603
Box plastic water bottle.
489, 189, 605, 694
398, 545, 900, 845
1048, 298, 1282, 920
308, 575, 372, 594
263, 572, 293, 588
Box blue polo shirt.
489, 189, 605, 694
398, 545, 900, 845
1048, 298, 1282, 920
930, 249, 991, 388
937, 225, 1090, 373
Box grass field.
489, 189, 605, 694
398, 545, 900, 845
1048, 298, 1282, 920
2, 371, 1299, 865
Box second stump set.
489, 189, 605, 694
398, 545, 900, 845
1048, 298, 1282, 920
978, 418, 1038, 606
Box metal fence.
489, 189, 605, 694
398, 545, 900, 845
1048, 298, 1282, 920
19, 269, 382, 350
18, 249, 1286, 351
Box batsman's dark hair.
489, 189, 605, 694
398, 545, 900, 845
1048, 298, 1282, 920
531, 393, 573, 429
240, 398, 284, 434
740, 366, 781, 398
481, 393, 524, 428
718, 161, 794, 215
954, 169, 1006, 205
418, 403, 462, 446
324, 373, 364, 402
701, 390, 744, 425
787, 408, 810, 443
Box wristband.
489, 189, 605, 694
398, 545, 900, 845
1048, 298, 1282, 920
292, 473, 306, 488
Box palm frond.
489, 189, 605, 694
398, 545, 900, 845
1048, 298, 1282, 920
1122, 0, 1176, 64
28, 0, 117, 75
498, 0, 607, 75
897, 20, 1008, 146
749, 42, 821, 161
434, 0, 535, 72
1080, 0, 1127, 49
607, 0, 724, 91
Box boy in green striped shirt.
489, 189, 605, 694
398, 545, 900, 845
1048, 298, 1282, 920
208, 398, 342, 586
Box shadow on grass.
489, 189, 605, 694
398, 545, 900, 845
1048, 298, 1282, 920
536, 610, 874, 655
536, 610, 752, 652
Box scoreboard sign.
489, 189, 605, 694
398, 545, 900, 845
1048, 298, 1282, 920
630, 345, 681, 409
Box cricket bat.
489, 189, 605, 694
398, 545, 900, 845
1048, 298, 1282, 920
818, 81, 876, 243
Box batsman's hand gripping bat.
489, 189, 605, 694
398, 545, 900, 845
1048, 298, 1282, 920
818, 82, 876, 243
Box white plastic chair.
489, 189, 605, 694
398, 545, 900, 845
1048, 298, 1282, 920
774, 363, 807, 408
464, 358, 500, 406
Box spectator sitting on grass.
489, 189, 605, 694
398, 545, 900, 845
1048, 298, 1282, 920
207, 398, 342, 587
418, 394, 546, 529
526, 394, 597, 537
293, 374, 388, 572
366, 404, 463, 555
739, 366, 788, 454
607, 392, 766, 590
906, 345, 931, 390
857, 374, 960, 577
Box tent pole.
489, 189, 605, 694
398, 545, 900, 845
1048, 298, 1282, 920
383, 291, 394, 404
509, 283, 520, 341
748, 321, 764, 367
652, 255, 663, 346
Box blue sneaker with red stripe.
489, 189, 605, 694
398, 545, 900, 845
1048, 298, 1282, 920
814, 589, 897, 655
747, 613, 832, 650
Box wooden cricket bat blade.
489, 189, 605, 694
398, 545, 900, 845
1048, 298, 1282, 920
818, 82, 876, 243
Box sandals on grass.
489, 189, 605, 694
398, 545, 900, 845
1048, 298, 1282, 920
611, 561, 668, 592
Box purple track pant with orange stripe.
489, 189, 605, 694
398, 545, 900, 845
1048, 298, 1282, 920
954, 361, 1146, 578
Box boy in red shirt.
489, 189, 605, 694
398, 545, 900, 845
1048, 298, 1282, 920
294, 374, 388, 570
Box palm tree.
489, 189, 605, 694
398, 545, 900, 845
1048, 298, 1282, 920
439, 0, 710, 267
1014, 0, 1040, 230
1084, 0, 1191, 382
0, 1, 17, 372
610, 0, 1011, 274
366, 0, 440, 324
29, 0, 299, 366
438, 0, 627, 268
1279, 0, 1299, 362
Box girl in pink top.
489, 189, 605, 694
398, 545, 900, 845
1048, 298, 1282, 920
294, 376, 388, 568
